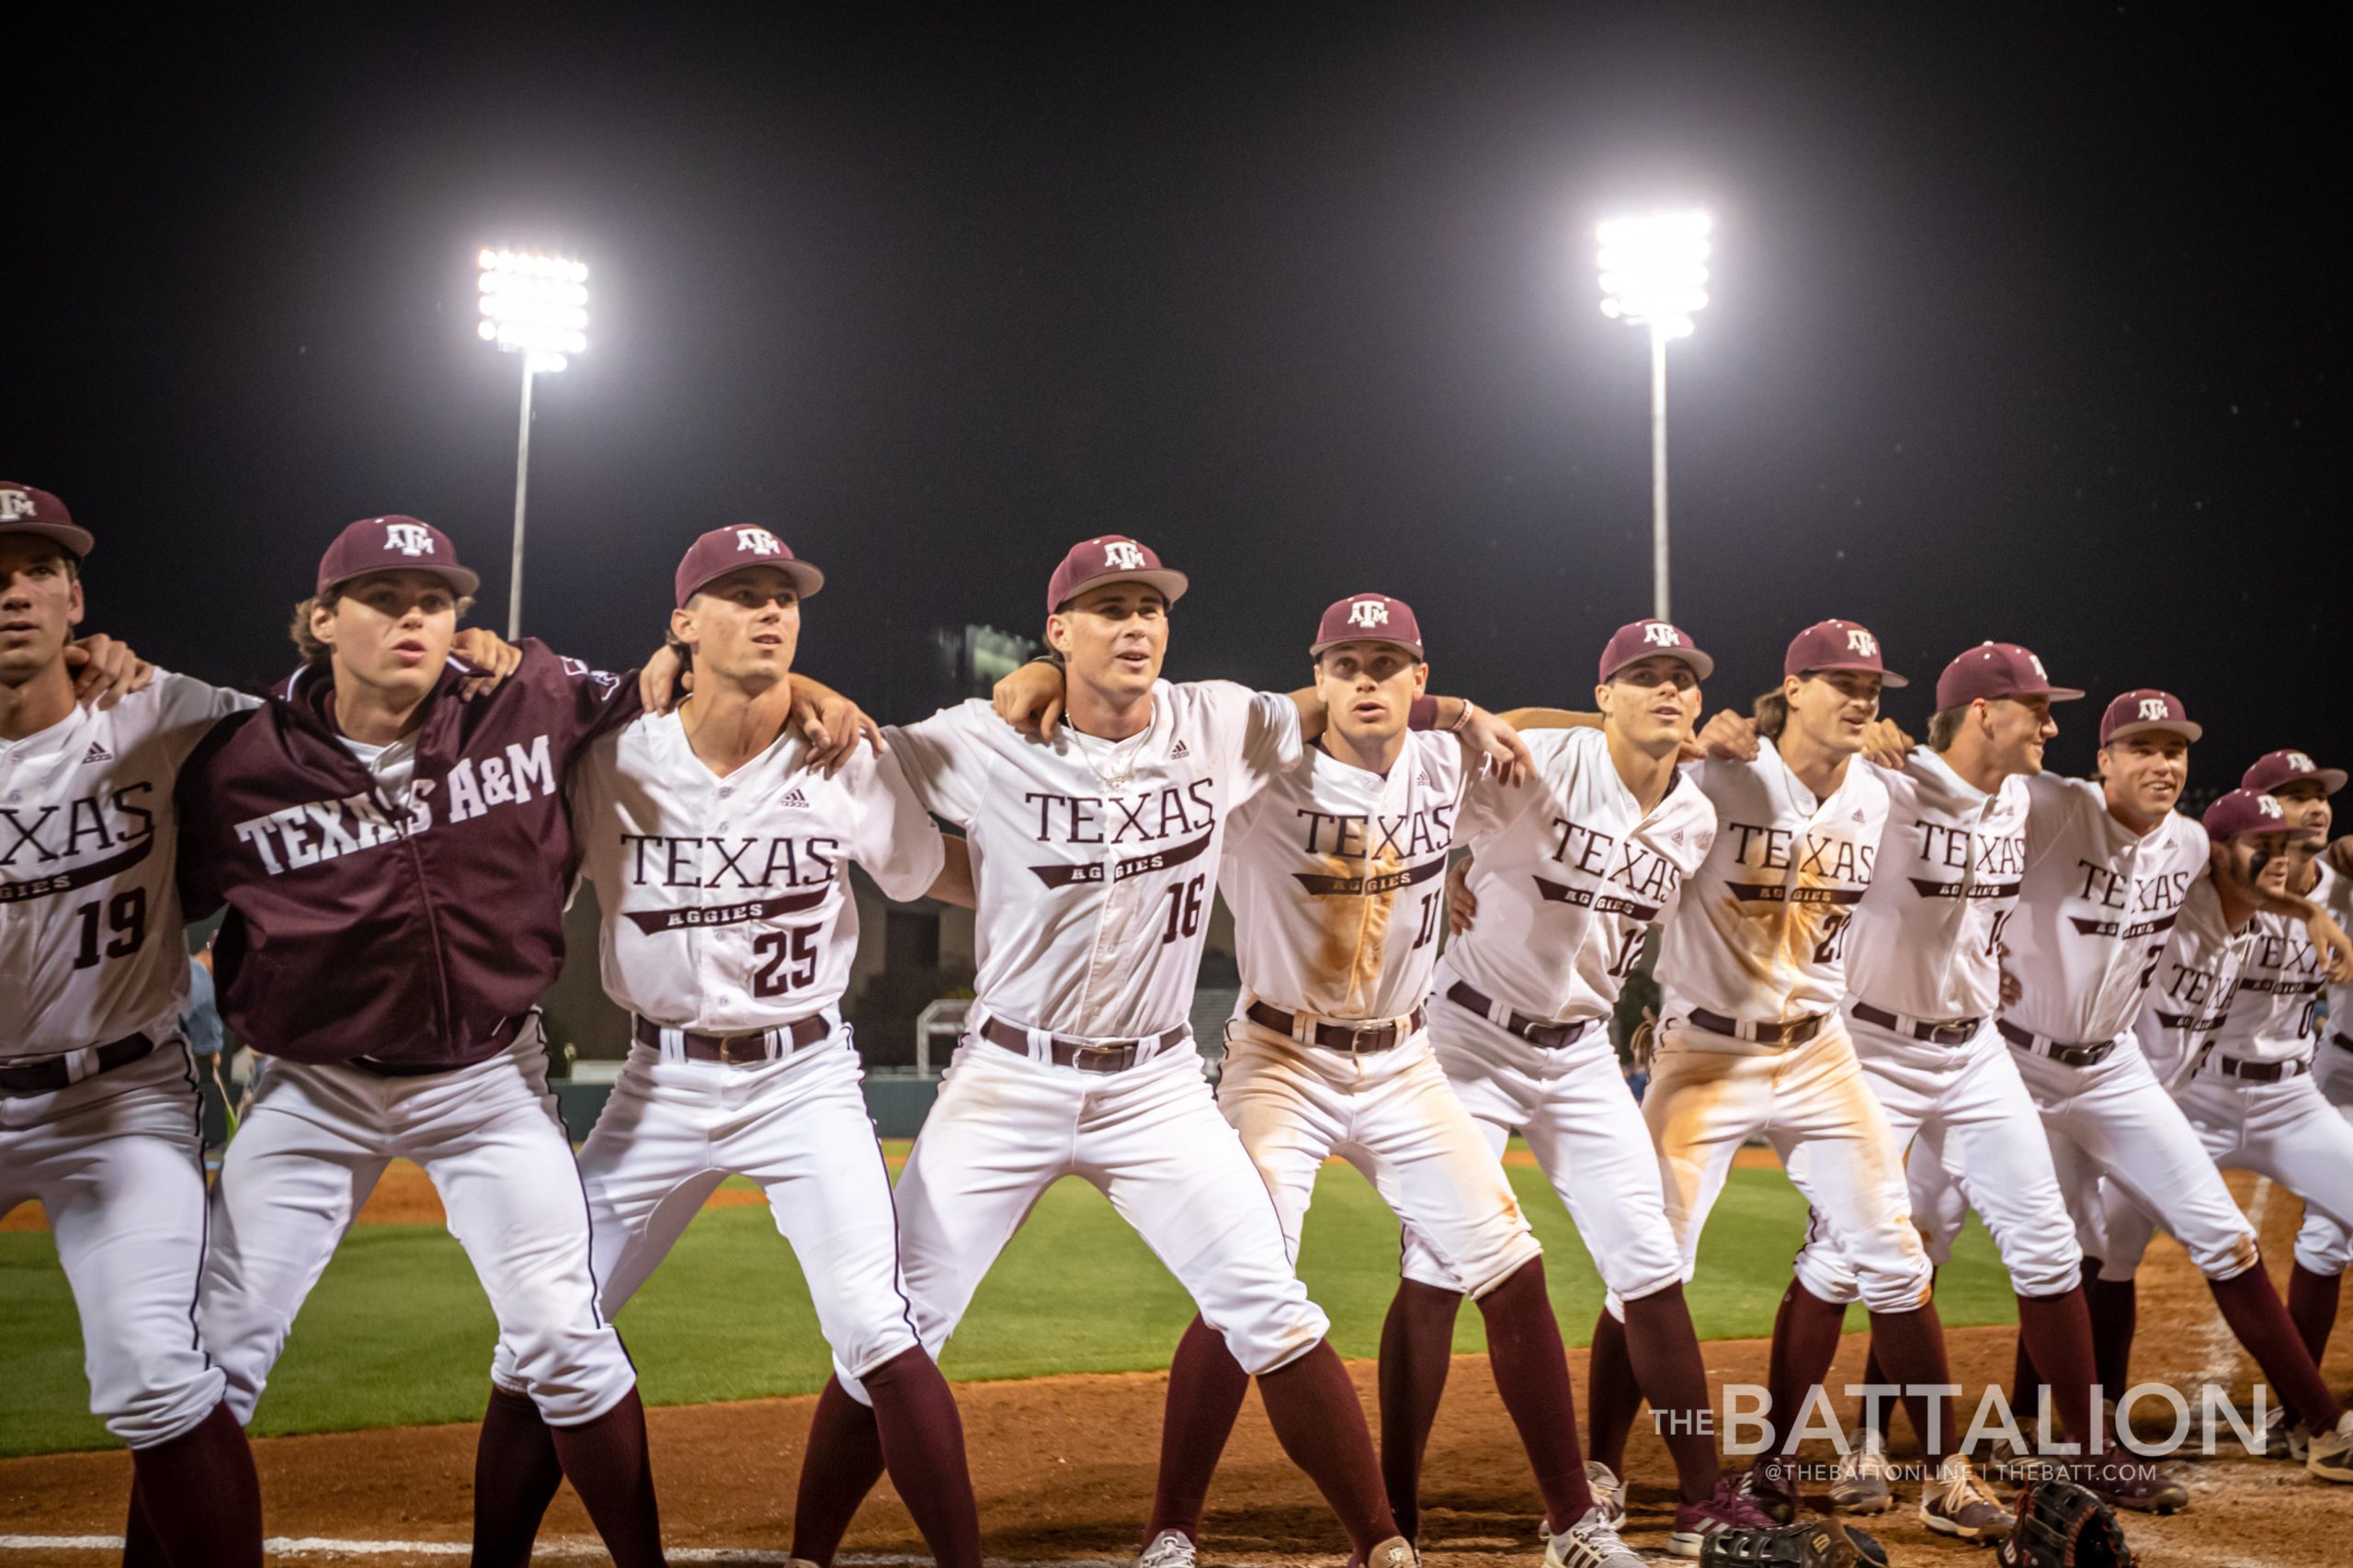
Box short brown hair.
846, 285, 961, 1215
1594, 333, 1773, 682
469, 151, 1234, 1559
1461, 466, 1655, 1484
1927, 704, 1969, 751
290, 585, 474, 673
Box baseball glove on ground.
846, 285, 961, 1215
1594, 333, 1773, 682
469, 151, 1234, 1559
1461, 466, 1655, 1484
1699, 1517, 1887, 1568
1995, 1477, 2133, 1568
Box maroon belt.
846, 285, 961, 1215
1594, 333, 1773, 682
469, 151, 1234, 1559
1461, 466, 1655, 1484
1245, 1000, 1424, 1053
1849, 1002, 1982, 1046
0, 1033, 156, 1097
1444, 982, 1593, 1049
1996, 1018, 2115, 1067
2334, 1032, 2353, 1055
980, 1015, 1187, 1074
635, 1013, 830, 1065
2214, 1054, 2310, 1085
1687, 1007, 1827, 1047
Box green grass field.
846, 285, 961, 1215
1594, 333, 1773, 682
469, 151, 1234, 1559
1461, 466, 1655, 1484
0, 1146, 2009, 1458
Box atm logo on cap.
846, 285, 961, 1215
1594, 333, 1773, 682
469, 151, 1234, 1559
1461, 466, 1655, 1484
2259, 795, 2286, 820
1102, 540, 1147, 570
1347, 599, 1391, 629
2287, 751, 2316, 772
383, 522, 436, 556
2138, 698, 2168, 722
0, 491, 34, 521
1644, 623, 1683, 647
734, 528, 783, 556
2029, 653, 2050, 679
1847, 630, 1879, 657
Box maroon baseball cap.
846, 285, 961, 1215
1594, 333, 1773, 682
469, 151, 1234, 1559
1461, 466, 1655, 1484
1934, 642, 2085, 711
1597, 619, 1713, 683
315, 516, 481, 598
1046, 535, 1188, 617
2097, 688, 2201, 746
1309, 593, 1424, 659
674, 526, 825, 608
2203, 788, 2307, 844
0, 482, 94, 558
1783, 619, 1908, 687
2242, 748, 2347, 797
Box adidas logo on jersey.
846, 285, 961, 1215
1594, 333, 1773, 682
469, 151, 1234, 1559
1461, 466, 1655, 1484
779, 787, 810, 809
1169, 739, 1189, 758
81, 742, 114, 764
1415, 771, 1431, 787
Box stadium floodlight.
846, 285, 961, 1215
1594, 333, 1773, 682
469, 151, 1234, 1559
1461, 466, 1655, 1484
1597, 210, 1711, 621
476, 247, 591, 637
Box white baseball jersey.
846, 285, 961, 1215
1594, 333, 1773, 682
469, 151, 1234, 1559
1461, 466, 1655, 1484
2133, 877, 2246, 1087
1219, 731, 1464, 1020
886, 681, 1302, 1038
571, 711, 947, 1029
1654, 740, 1889, 1029
2209, 893, 2327, 1069
1845, 749, 2029, 1022
1445, 726, 1715, 1024
1, 672, 254, 1058
2002, 775, 2209, 1048
2319, 863, 2353, 1097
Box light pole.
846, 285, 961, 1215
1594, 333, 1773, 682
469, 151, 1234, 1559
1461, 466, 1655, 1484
476, 249, 589, 638
1597, 211, 1711, 621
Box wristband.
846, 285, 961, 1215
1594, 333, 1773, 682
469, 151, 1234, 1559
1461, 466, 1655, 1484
1450, 699, 1478, 734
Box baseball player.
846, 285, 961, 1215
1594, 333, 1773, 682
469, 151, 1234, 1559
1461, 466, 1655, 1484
1589, 620, 2010, 1539
1131, 597, 1700, 1568
2093, 761, 2353, 1461
471, 525, 984, 1568
1, 483, 266, 1568
175, 515, 688, 1566
1749, 644, 2180, 1513
1386, 618, 1776, 1557
781, 538, 1532, 1568
1992, 693, 2353, 1484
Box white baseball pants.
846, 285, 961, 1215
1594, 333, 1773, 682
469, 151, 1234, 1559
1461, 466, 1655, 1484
1400, 992, 1683, 1305
2009, 1037, 2261, 1281
489, 1025, 920, 1392
1644, 1019, 1933, 1315
1, 1033, 225, 1449
1793, 1017, 2083, 1303
2095, 1066, 2353, 1279
841, 1023, 1329, 1403
199, 1021, 638, 1426
1216, 1013, 1541, 1300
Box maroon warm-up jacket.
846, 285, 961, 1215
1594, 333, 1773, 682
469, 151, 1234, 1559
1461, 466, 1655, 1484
176, 642, 639, 1067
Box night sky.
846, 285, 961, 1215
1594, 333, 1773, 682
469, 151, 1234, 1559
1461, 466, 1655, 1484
9, 5, 2344, 790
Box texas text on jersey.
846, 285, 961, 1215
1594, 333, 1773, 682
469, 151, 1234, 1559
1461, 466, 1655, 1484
1219, 730, 1463, 1022
1845, 747, 2029, 1024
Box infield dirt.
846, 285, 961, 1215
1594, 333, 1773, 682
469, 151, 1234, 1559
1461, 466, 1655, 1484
3, 1172, 2346, 1565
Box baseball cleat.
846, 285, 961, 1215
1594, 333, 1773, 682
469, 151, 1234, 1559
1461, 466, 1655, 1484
1828, 1427, 1895, 1514
1920, 1452, 2015, 1542
1667, 1473, 1779, 1559
1739, 1455, 1799, 1525
1136, 1529, 1197, 1568
2308, 1413, 2353, 1483
2261, 1405, 2314, 1462
1585, 1459, 1628, 1529
1545, 1505, 1643, 1568
2078, 1456, 2188, 1514
1362, 1535, 1417, 1568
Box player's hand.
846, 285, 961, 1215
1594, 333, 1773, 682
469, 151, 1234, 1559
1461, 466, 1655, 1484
1860, 717, 1914, 768
639, 643, 689, 714
790, 675, 881, 775
1460, 704, 1535, 787
2307, 911, 2353, 986
449, 628, 522, 699
63, 634, 155, 710
1693, 709, 1758, 762
994, 658, 1067, 741
1446, 854, 1479, 936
